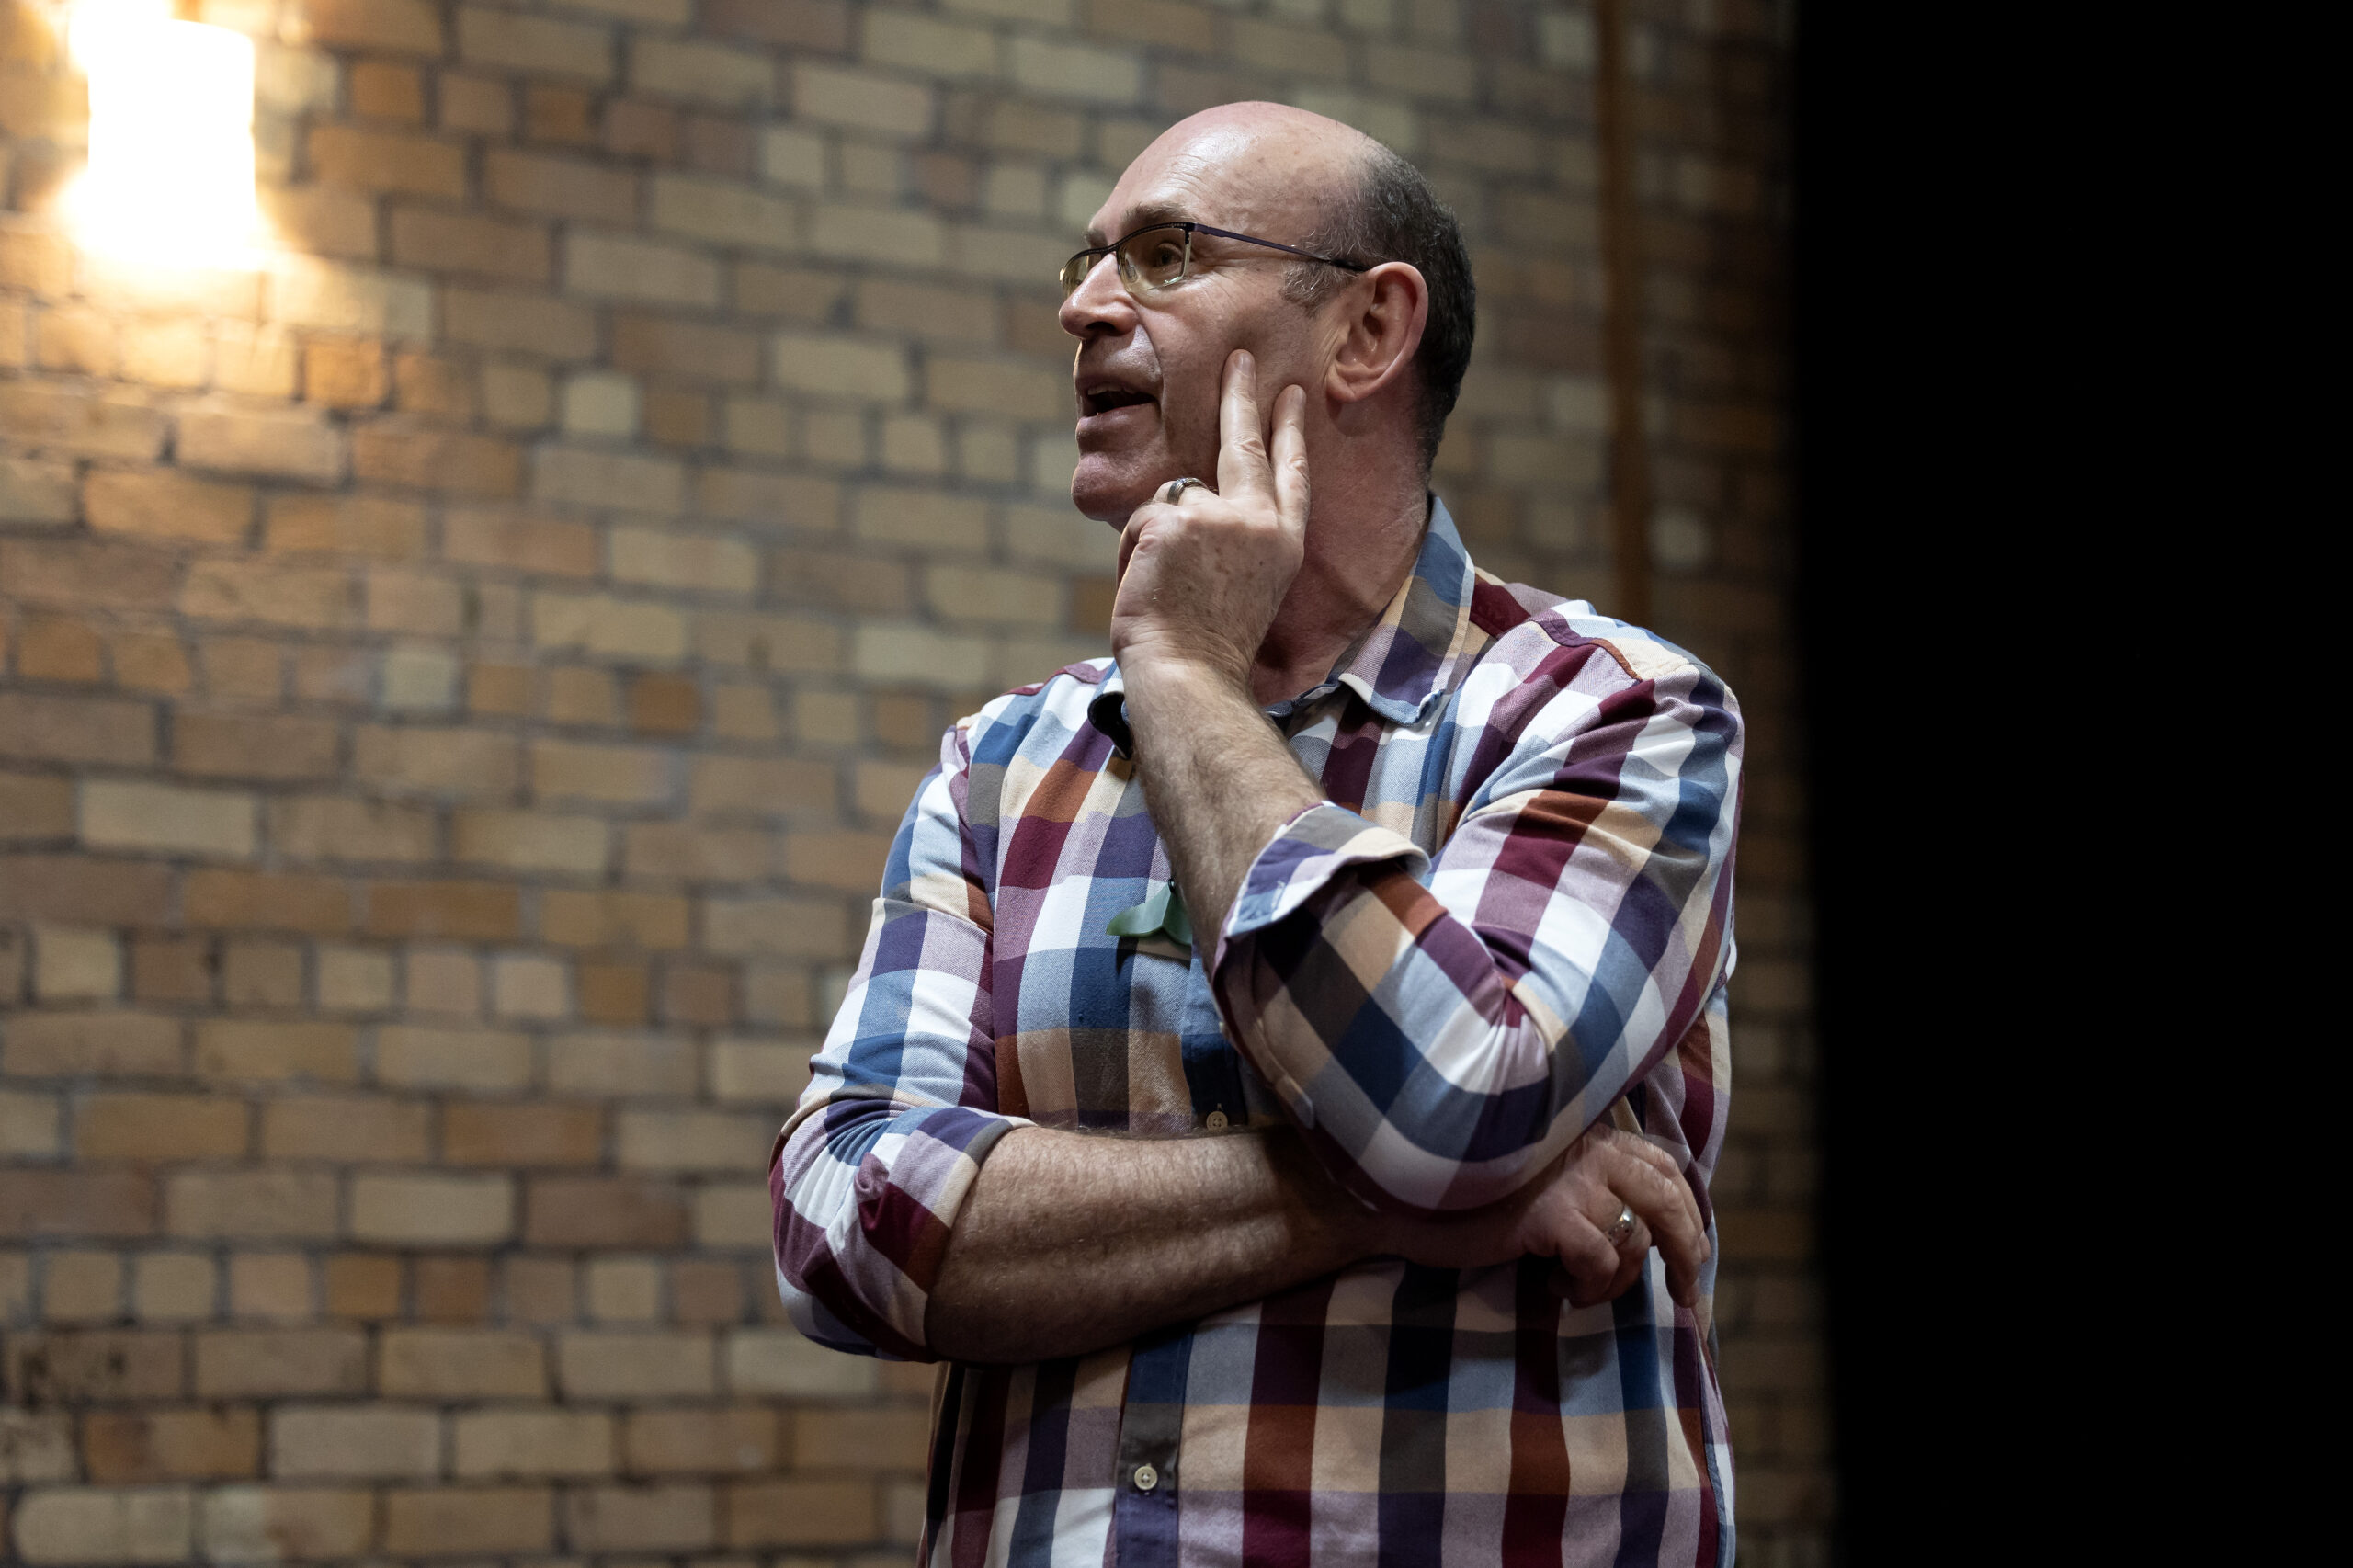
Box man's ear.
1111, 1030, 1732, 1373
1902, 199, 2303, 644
1324, 262, 1429, 406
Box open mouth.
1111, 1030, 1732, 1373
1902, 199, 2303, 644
1080, 384, 1155, 416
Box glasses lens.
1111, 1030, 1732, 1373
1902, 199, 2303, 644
1119, 227, 1190, 292
1060, 251, 1094, 298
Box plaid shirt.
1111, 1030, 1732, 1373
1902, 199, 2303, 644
770, 501, 1744, 1566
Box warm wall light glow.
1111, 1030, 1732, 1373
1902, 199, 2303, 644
67, 0, 259, 267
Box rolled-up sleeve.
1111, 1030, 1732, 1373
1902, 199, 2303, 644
1210, 646, 1741, 1213
770, 722, 1027, 1360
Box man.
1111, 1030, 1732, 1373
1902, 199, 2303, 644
771, 102, 1742, 1566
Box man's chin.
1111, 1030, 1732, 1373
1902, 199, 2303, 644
1071, 452, 1161, 525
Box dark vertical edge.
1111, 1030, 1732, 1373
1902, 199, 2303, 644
1593, 0, 1652, 628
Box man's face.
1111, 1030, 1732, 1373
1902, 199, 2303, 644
1063, 119, 1343, 524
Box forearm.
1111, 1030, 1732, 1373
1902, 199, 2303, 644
1122, 658, 1323, 942
926, 1124, 1370, 1364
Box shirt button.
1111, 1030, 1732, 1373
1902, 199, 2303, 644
1134, 1463, 1159, 1492
1205, 1110, 1229, 1131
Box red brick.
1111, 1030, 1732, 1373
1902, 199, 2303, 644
706, 0, 851, 51
6, 1330, 184, 1403
324, 1255, 402, 1319
174, 712, 341, 781
0, 539, 180, 611
290, 0, 444, 54
14, 616, 103, 680
185, 869, 352, 935
261, 1096, 431, 1163
577, 960, 650, 1024
301, 336, 388, 408
309, 124, 466, 198
84, 1406, 261, 1481
625, 1406, 776, 1474
379, 1328, 545, 1397
0, 1170, 154, 1238
564, 1483, 716, 1551
525, 1176, 689, 1248
0, 691, 153, 765
75, 1094, 250, 1162
131, 936, 215, 1005
390, 207, 551, 283
193, 1328, 367, 1397
353, 426, 526, 497
382, 1487, 553, 1555
612, 312, 764, 385
351, 60, 426, 121
440, 506, 602, 577
0, 1008, 182, 1077
724, 1480, 879, 1547
0, 857, 172, 925
525, 83, 598, 145
363, 880, 522, 942
415, 1255, 494, 1322
442, 1103, 603, 1167
484, 149, 638, 223
83, 470, 255, 543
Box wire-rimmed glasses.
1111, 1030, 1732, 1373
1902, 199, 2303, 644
1059, 222, 1370, 300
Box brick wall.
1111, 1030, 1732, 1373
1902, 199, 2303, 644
0, 0, 1818, 1562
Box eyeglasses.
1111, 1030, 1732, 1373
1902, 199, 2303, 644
1059, 222, 1371, 300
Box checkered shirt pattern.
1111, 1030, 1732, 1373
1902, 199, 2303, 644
769, 501, 1745, 1567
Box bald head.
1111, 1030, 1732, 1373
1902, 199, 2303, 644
1108, 102, 1389, 246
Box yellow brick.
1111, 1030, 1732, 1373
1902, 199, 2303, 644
353, 724, 521, 796
632, 36, 777, 105
794, 1406, 936, 1471
565, 233, 721, 307
76, 1094, 250, 1162
724, 1479, 880, 1547
453, 1408, 615, 1479
565, 1482, 718, 1552
119, 317, 210, 386
266, 494, 428, 558
193, 1020, 357, 1084
32, 925, 120, 1002
260, 1096, 431, 1163
557, 1330, 714, 1399
458, 5, 614, 83
269, 1406, 439, 1479
198, 1486, 373, 1561
80, 779, 256, 858
531, 740, 674, 805
165, 1171, 338, 1240
453, 809, 611, 874
792, 62, 933, 136
609, 527, 760, 595
269, 797, 438, 864
379, 1327, 546, 1397
227, 1253, 313, 1321
381, 1484, 555, 1555
773, 330, 912, 401
373, 1026, 532, 1091
41, 1250, 123, 1322
10, 1488, 195, 1563
625, 1406, 779, 1474
616, 1109, 774, 1173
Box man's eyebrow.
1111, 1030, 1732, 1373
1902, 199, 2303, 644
1084, 202, 1195, 248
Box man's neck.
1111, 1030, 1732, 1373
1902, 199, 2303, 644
1246, 481, 1430, 709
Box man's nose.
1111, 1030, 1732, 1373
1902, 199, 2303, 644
1058, 251, 1135, 340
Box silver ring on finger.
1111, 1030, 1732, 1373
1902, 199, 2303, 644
1156, 476, 1207, 505
1604, 1202, 1636, 1245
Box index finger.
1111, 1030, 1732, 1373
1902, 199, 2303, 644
1216, 349, 1275, 505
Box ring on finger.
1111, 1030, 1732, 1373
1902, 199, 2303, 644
1604, 1202, 1636, 1245
1156, 476, 1208, 505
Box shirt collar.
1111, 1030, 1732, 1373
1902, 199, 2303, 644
1088, 496, 1482, 754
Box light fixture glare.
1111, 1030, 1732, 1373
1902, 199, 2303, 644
68, 3, 260, 267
